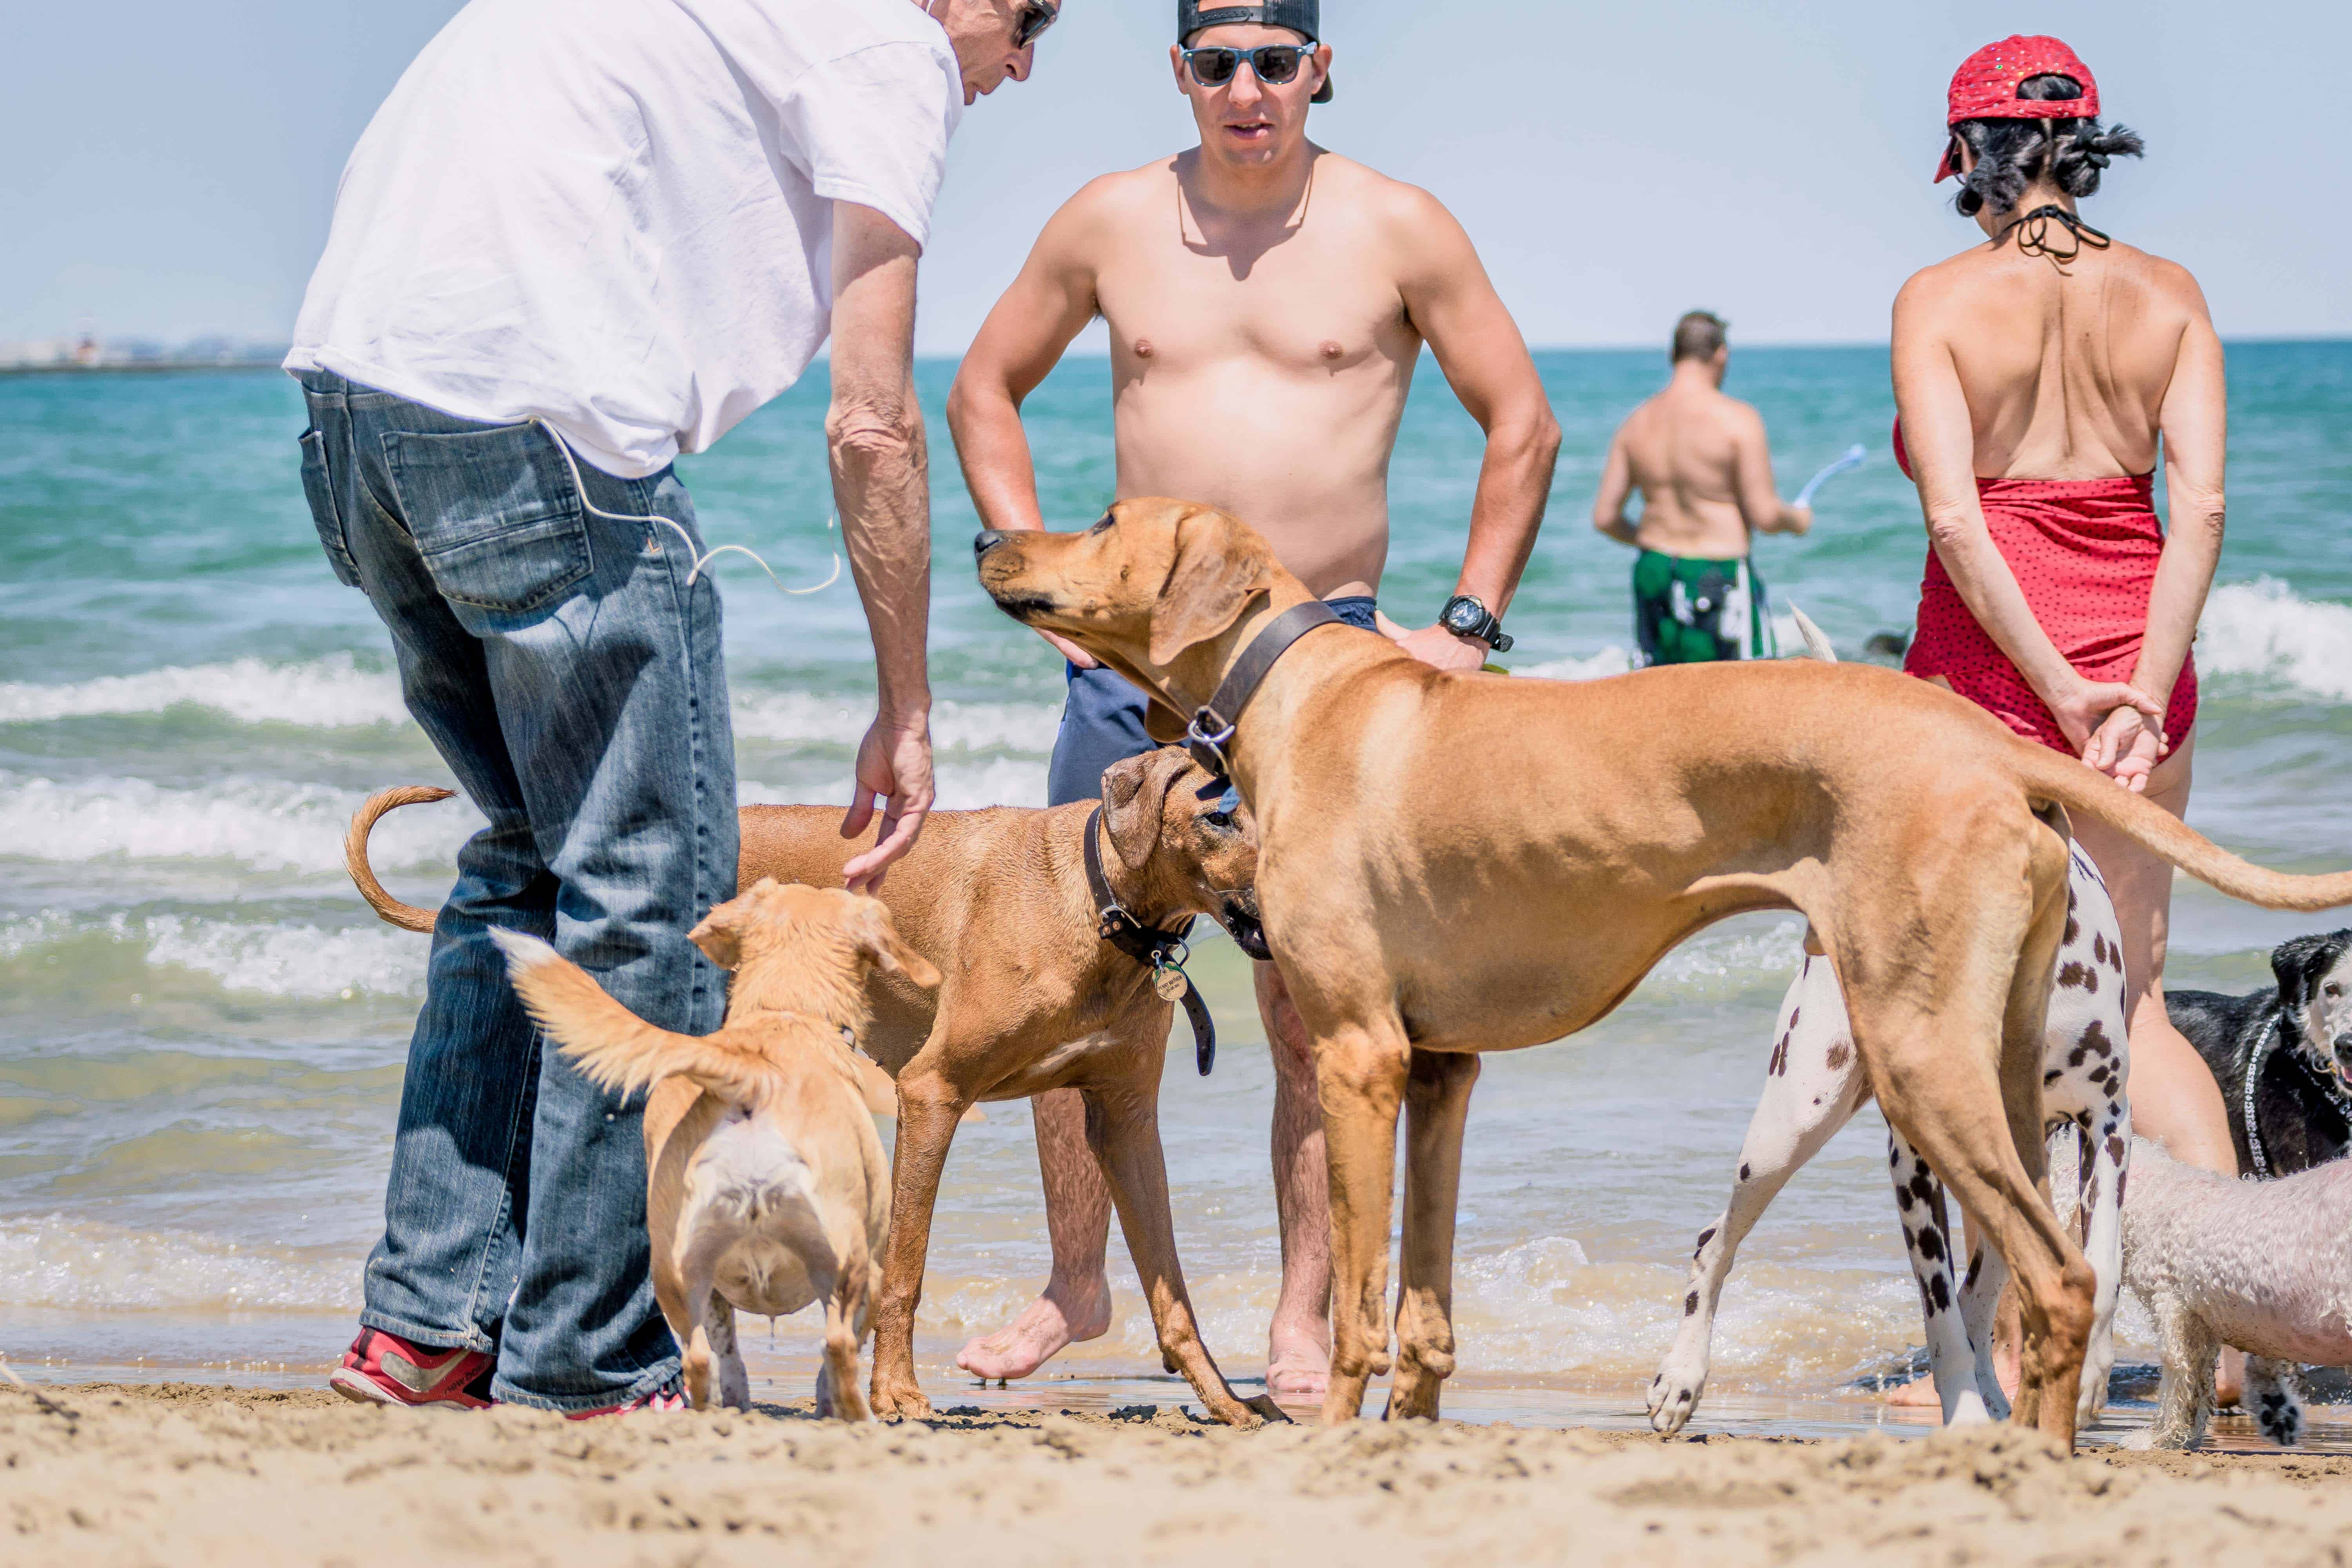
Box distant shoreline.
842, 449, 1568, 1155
0, 360, 283, 377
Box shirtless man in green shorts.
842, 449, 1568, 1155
946, 0, 1559, 1397
1593, 312, 1811, 664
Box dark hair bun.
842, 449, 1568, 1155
1951, 73, 2143, 217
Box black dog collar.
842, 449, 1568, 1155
1083, 806, 1216, 1075
1183, 600, 1341, 781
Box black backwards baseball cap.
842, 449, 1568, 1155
1177, 0, 1332, 102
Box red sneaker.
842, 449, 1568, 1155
564, 1387, 688, 1419
328, 1328, 494, 1410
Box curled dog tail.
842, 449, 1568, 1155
490, 929, 780, 1104
347, 787, 451, 933
2014, 745, 2352, 912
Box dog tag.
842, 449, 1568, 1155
1153, 964, 1189, 1003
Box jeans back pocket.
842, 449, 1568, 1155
381, 422, 594, 616
298, 429, 363, 587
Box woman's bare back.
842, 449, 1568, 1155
1905, 230, 2206, 480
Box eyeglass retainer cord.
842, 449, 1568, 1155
534, 418, 842, 597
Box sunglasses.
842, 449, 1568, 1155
1012, 0, 1058, 49
1182, 42, 1319, 89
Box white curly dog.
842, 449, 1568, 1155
2123, 1137, 2352, 1448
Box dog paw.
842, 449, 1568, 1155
1647, 1374, 1700, 1434
869, 1382, 934, 1422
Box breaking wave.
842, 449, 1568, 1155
2198, 577, 2352, 704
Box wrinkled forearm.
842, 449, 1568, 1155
828, 386, 931, 722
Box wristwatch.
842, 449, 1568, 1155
1439, 594, 1512, 653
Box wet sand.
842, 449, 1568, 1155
9, 1383, 2352, 1566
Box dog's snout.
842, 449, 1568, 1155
2335, 1033, 2352, 1056
974, 528, 1010, 561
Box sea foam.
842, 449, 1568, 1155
0, 1216, 359, 1313
0, 772, 481, 873
0, 653, 409, 728
2198, 577, 2352, 703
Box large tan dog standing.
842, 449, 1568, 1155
493, 879, 939, 1419
348, 748, 1279, 1426
973, 498, 2352, 1448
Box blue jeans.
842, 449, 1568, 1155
294, 369, 737, 1410
1045, 595, 1379, 807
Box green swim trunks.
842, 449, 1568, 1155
1632, 550, 1777, 666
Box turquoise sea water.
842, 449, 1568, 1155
3, 347, 2349, 1438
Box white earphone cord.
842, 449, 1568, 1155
533, 419, 842, 597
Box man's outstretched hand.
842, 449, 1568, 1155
1378, 610, 1490, 673
841, 714, 934, 892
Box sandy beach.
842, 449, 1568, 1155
7, 1382, 2350, 1566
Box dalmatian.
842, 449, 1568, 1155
1648, 613, 2131, 1434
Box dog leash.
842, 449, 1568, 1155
1184, 601, 1343, 780
1082, 806, 1217, 1075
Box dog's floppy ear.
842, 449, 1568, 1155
846, 895, 943, 993
1102, 747, 1187, 870
1143, 698, 1189, 746
2272, 933, 2343, 1011
1149, 507, 1270, 667
688, 897, 750, 971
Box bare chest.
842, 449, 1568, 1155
1095, 221, 1412, 380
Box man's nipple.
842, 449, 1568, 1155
1319, 340, 1344, 361
1133, 339, 1156, 360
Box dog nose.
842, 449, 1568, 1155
974, 529, 1009, 561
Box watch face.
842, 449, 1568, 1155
1443, 599, 1480, 633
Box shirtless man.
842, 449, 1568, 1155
1593, 312, 1811, 665
945, 0, 1558, 1398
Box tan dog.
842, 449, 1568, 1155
491, 879, 939, 1418
737, 746, 1280, 1426
346, 748, 1278, 1426
973, 498, 2352, 1449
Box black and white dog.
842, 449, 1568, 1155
2169, 930, 2352, 1179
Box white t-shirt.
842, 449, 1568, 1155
286, 0, 963, 477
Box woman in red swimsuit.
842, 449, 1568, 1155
1892, 40, 2239, 1227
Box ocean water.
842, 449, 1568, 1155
4, 346, 2350, 1435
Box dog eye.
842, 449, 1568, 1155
2329, 983, 2344, 1000
1203, 810, 1233, 830
1087, 512, 1115, 535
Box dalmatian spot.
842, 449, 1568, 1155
1907, 1170, 1937, 1207
1963, 1251, 1983, 1290
2057, 962, 2097, 993
1768, 1032, 1791, 1077
1916, 1275, 1937, 1317
1895, 1181, 1916, 1212
1789, 1006, 1800, 1029
2079, 1019, 2115, 1058
2092, 932, 2109, 967
1693, 1227, 1716, 1259
1738, 1163, 1750, 1181
2106, 1134, 2125, 1165
2116, 1169, 2128, 1207
1684, 1291, 1699, 1316
1917, 1225, 1945, 1262
2044, 1068, 2063, 1085
1929, 1273, 1951, 1312
1824, 1040, 1850, 1071
2064, 914, 2080, 945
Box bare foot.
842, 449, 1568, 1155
953, 1278, 1110, 1382
1884, 1376, 1941, 1408
2217, 1346, 2245, 1408
1265, 1315, 1331, 1401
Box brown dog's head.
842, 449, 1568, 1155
975, 499, 1289, 742
1099, 746, 1269, 960
689, 879, 944, 1027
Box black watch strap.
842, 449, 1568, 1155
1441, 595, 1513, 653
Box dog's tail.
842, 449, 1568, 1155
2014, 746, 2352, 913
347, 787, 451, 933
490, 929, 782, 1104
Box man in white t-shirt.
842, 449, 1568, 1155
288, 0, 1063, 1416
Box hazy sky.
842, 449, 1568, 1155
8, 0, 2346, 352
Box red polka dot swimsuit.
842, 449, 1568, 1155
1894, 422, 2198, 756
